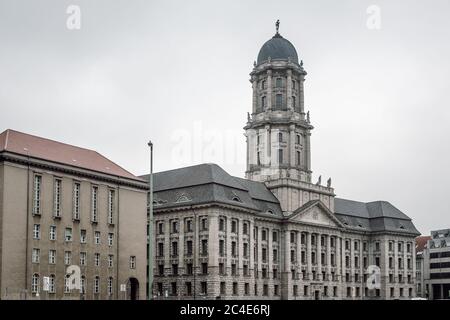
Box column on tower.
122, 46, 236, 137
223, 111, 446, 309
299, 74, 305, 115
287, 69, 293, 111
267, 70, 272, 111
265, 125, 271, 169
289, 124, 295, 170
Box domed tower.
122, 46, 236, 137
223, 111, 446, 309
244, 21, 335, 213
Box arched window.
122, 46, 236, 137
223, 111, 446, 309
81, 275, 86, 294
94, 276, 100, 294
31, 273, 39, 293
108, 277, 113, 296
49, 274, 56, 293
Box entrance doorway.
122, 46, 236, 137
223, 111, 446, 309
314, 290, 320, 300
127, 278, 140, 300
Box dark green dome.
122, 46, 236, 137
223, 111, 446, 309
257, 33, 299, 65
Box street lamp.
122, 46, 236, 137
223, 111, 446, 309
148, 141, 154, 300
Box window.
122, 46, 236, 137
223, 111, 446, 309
94, 253, 100, 267
263, 284, 268, 296
276, 78, 282, 88
73, 182, 80, 220
64, 251, 72, 265
243, 222, 248, 235
130, 256, 136, 269
219, 263, 225, 275
186, 263, 193, 275
244, 283, 250, 295
33, 175, 42, 215
80, 252, 87, 266
278, 132, 283, 142
157, 222, 164, 234
108, 255, 114, 268
273, 249, 278, 262
94, 276, 100, 294
80, 276, 87, 294
49, 250, 56, 264
233, 282, 238, 295
261, 96, 266, 109
292, 96, 296, 108
49, 225, 56, 241
185, 219, 193, 232
172, 264, 178, 276
375, 257, 380, 267
201, 263, 208, 275
64, 274, 71, 293
186, 240, 193, 256
108, 277, 113, 296
171, 220, 178, 233
201, 282, 207, 295
219, 218, 225, 231
32, 248, 40, 263
389, 241, 393, 252
202, 218, 210, 231
262, 229, 267, 241
407, 243, 412, 253
273, 231, 278, 242
219, 240, 225, 256
244, 265, 249, 276
172, 241, 178, 256
232, 241, 237, 257
275, 94, 282, 108
65, 228, 72, 242
278, 149, 283, 164
158, 243, 164, 257
261, 80, 266, 90
107, 189, 115, 224
91, 186, 98, 222
80, 229, 87, 243
296, 151, 301, 165
94, 231, 100, 244
49, 275, 55, 293
257, 152, 261, 165
31, 274, 39, 293
244, 243, 249, 257
53, 179, 62, 218
231, 220, 237, 233
33, 224, 40, 240
292, 80, 296, 90
262, 248, 267, 263
108, 233, 114, 246
201, 240, 208, 256
375, 241, 380, 251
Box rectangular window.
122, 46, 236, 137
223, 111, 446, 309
278, 149, 283, 164
64, 251, 72, 265
49, 275, 55, 293
108, 277, 113, 296
33, 224, 40, 240
108, 255, 114, 268
94, 231, 101, 244
276, 94, 282, 108
157, 222, 164, 234
73, 182, 80, 220
130, 256, 136, 269
91, 186, 98, 222
80, 252, 87, 266
172, 241, 178, 256
33, 175, 42, 215
171, 220, 178, 233
32, 248, 40, 263
108, 233, 114, 246
232, 241, 237, 257
49, 250, 56, 264
201, 218, 208, 231
65, 228, 72, 242
296, 151, 301, 165
201, 240, 208, 256
158, 243, 164, 257
219, 218, 225, 231
94, 277, 100, 294
201, 282, 207, 295
202, 263, 208, 275
94, 253, 100, 267
32, 274, 39, 293
276, 78, 282, 88
49, 225, 57, 241
108, 189, 115, 224
53, 179, 62, 218
80, 229, 87, 243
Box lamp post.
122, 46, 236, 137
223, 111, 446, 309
148, 141, 154, 300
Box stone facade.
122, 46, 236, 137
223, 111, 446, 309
145, 26, 420, 300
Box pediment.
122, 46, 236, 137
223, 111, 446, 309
287, 200, 344, 228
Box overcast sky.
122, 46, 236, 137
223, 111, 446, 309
1, 0, 449, 235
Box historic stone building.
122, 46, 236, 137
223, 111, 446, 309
0, 129, 148, 299
143, 24, 420, 300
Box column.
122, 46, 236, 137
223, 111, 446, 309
297, 232, 302, 277
299, 75, 305, 114
267, 70, 272, 111
252, 76, 257, 113
336, 236, 341, 282
317, 234, 322, 280
284, 230, 291, 272
287, 69, 293, 111
289, 124, 295, 169
306, 232, 312, 279
327, 235, 332, 281
265, 125, 271, 168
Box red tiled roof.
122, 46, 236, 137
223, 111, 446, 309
416, 235, 431, 253
0, 129, 143, 181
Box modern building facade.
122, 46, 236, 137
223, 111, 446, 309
143, 24, 420, 300
418, 229, 450, 299
0, 129, 148, 300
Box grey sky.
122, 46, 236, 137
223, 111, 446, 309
1, 0, 449, 235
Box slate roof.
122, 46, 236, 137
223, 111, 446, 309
334, 198, 420, 235
0, 129, 143, 181
141, 163, 419, 234
257, 33, 299, 65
